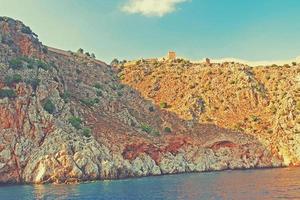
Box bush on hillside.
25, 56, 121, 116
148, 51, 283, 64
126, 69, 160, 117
93, 98, 100, 104
43, 99, 56, 114
26, 78, 40, 91
36, 60, 50, 71
141, 123, 153, 134
60, 91, 71, 103
9, 58, 23, 69
164, 127, 172, 133
80, 98, 100, 107
148, 106, 154, 112
5, 74, 22, 86
160, 102, 167, 109
96, 90, 102, 97
0, 89, 17, 98
110, 58, 119, 66
8, 57, 50, 70
93, 83, 103, 90
77, 48, 84, 54
68, 116, 82, 130
21, 26, 32, 34
250, 115, 260, 122
82, 127, 92, 137
153, 130, 160, 136
42, 46, 48, 54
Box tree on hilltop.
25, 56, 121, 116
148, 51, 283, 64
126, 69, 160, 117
110, 58, 119, 66
77, 48, 84, 54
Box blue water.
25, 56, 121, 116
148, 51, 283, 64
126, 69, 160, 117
1, 168, 300, 200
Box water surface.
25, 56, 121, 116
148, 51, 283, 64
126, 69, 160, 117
1, 167, 300, 200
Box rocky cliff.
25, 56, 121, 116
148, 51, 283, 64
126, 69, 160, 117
117, 57, 300, 166
0, 17, 284, 184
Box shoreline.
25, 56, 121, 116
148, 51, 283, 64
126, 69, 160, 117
0, 165, 289, 187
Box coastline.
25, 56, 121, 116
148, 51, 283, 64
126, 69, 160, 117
0, 164, 287, 186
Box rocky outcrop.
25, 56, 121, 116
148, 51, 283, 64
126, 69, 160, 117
0, 17, 285, 184
0, 17, 45, 59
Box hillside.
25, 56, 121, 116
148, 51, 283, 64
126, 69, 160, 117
117, 58, 300, 166
0, 17, 284, 184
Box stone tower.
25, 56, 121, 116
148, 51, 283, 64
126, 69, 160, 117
167, 51, 176, 60
206, 58, 211, 65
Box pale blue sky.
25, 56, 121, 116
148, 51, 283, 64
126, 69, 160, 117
0, 0, 300, 62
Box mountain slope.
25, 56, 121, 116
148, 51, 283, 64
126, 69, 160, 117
0, 17, 283, 184
117, 57, 300, 165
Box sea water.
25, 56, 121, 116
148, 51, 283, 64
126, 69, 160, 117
1, 167, 300, 200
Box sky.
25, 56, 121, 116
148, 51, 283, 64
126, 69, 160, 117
0, 0, 300, 63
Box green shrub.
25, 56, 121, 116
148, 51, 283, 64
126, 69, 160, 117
119, 74, 125, 80
80, 99, 94, 107
94, 98, 100, 104
96, 90, 102, 97
153, 130, 160, 136
5, 74, 22, 86
148, 106, 154, 112
82, 127, 92, 137
110, 58, 119, 66
68, 116, 82, 129
111, 84, 117, 90
141, 123, 153, 134
250, 115, 260, 122
117, 91, 123, 97
118, 84, 124, 90
36, 60, 50, 71
160, 102, 167, 108
25, 58, 35, 69
9, 58, 23, 69
0, 89, 17, 98
77, 48, 84, 54
140, 124, 160, 136
42, 46, 48, 54
21, 26, 32, 34
8, 57, 49, 70
80, 98, 99, 107
26, 78, 40, 90
60, 91, 71, 103
164, 127, 172, 133
43, 99, 56, 114
93, 83, 103, 90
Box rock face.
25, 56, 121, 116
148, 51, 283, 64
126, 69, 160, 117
0, 17, 284, 184
118, 57, 300, 166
